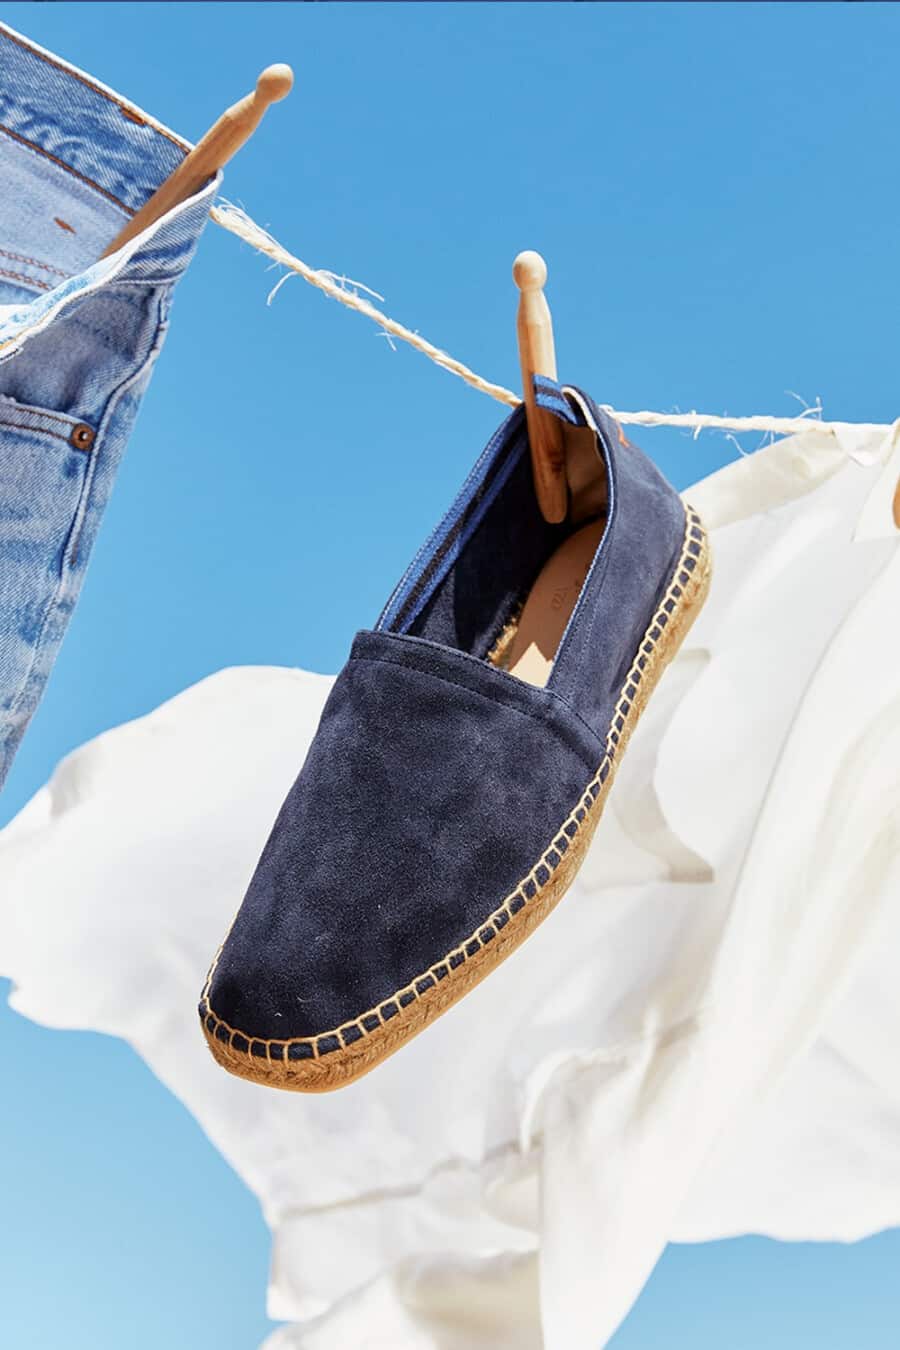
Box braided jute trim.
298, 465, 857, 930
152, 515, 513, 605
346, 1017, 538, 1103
200, 506, 710, 1083
212, 203, 897, 443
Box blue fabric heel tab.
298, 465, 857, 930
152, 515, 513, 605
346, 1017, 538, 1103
532, 375, 580, 425
561, 385, 631, 458
532, 376, 628, 462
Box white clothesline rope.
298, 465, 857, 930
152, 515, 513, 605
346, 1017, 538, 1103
211, 203, 896, 441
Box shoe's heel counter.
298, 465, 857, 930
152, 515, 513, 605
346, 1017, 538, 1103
553, 387, 687, 737
574, 390, 685, 552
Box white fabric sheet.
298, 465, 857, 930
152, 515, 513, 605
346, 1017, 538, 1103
2, 424, 899, 1348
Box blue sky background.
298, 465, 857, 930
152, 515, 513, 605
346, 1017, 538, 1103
2, 2, 900, 1346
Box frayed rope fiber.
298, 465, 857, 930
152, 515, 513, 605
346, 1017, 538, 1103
211, 202, 896, 440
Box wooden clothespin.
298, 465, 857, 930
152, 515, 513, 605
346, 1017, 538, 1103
513, 250, 568, 524
101, 64, 294, 259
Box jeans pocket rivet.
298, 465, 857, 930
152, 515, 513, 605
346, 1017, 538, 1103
70, 423, 95, 452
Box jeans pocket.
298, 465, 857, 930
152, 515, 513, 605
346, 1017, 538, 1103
0, 394, 94, 720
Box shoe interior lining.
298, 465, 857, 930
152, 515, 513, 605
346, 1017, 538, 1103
406, 415, 609, 689
492, 518, 606, 686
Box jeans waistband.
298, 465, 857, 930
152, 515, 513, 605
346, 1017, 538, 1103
0, 21, 217, 358
0, 21, 190, 218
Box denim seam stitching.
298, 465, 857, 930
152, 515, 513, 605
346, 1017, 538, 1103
0, 24, 188, 152
0, 267, 51, 293
0, 400, 79, 433
0, 122, 134, 214
0, 417, 73, 444
0, 247, 68, 278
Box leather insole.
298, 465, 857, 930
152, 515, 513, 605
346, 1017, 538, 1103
503, 518, 605, 688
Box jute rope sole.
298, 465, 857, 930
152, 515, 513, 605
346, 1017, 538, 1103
201, 507, 712, 1092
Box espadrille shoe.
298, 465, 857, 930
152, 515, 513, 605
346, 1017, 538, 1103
200, 379, 711, 1091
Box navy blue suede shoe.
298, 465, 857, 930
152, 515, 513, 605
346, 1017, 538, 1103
200, 380, 711, 1090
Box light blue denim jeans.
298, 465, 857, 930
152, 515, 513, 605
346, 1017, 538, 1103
0, 21, 217, 786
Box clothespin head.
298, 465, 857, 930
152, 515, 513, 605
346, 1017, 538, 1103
101, 64, 294, 259
513, 250, 568, 524
254, 64, 295, 105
